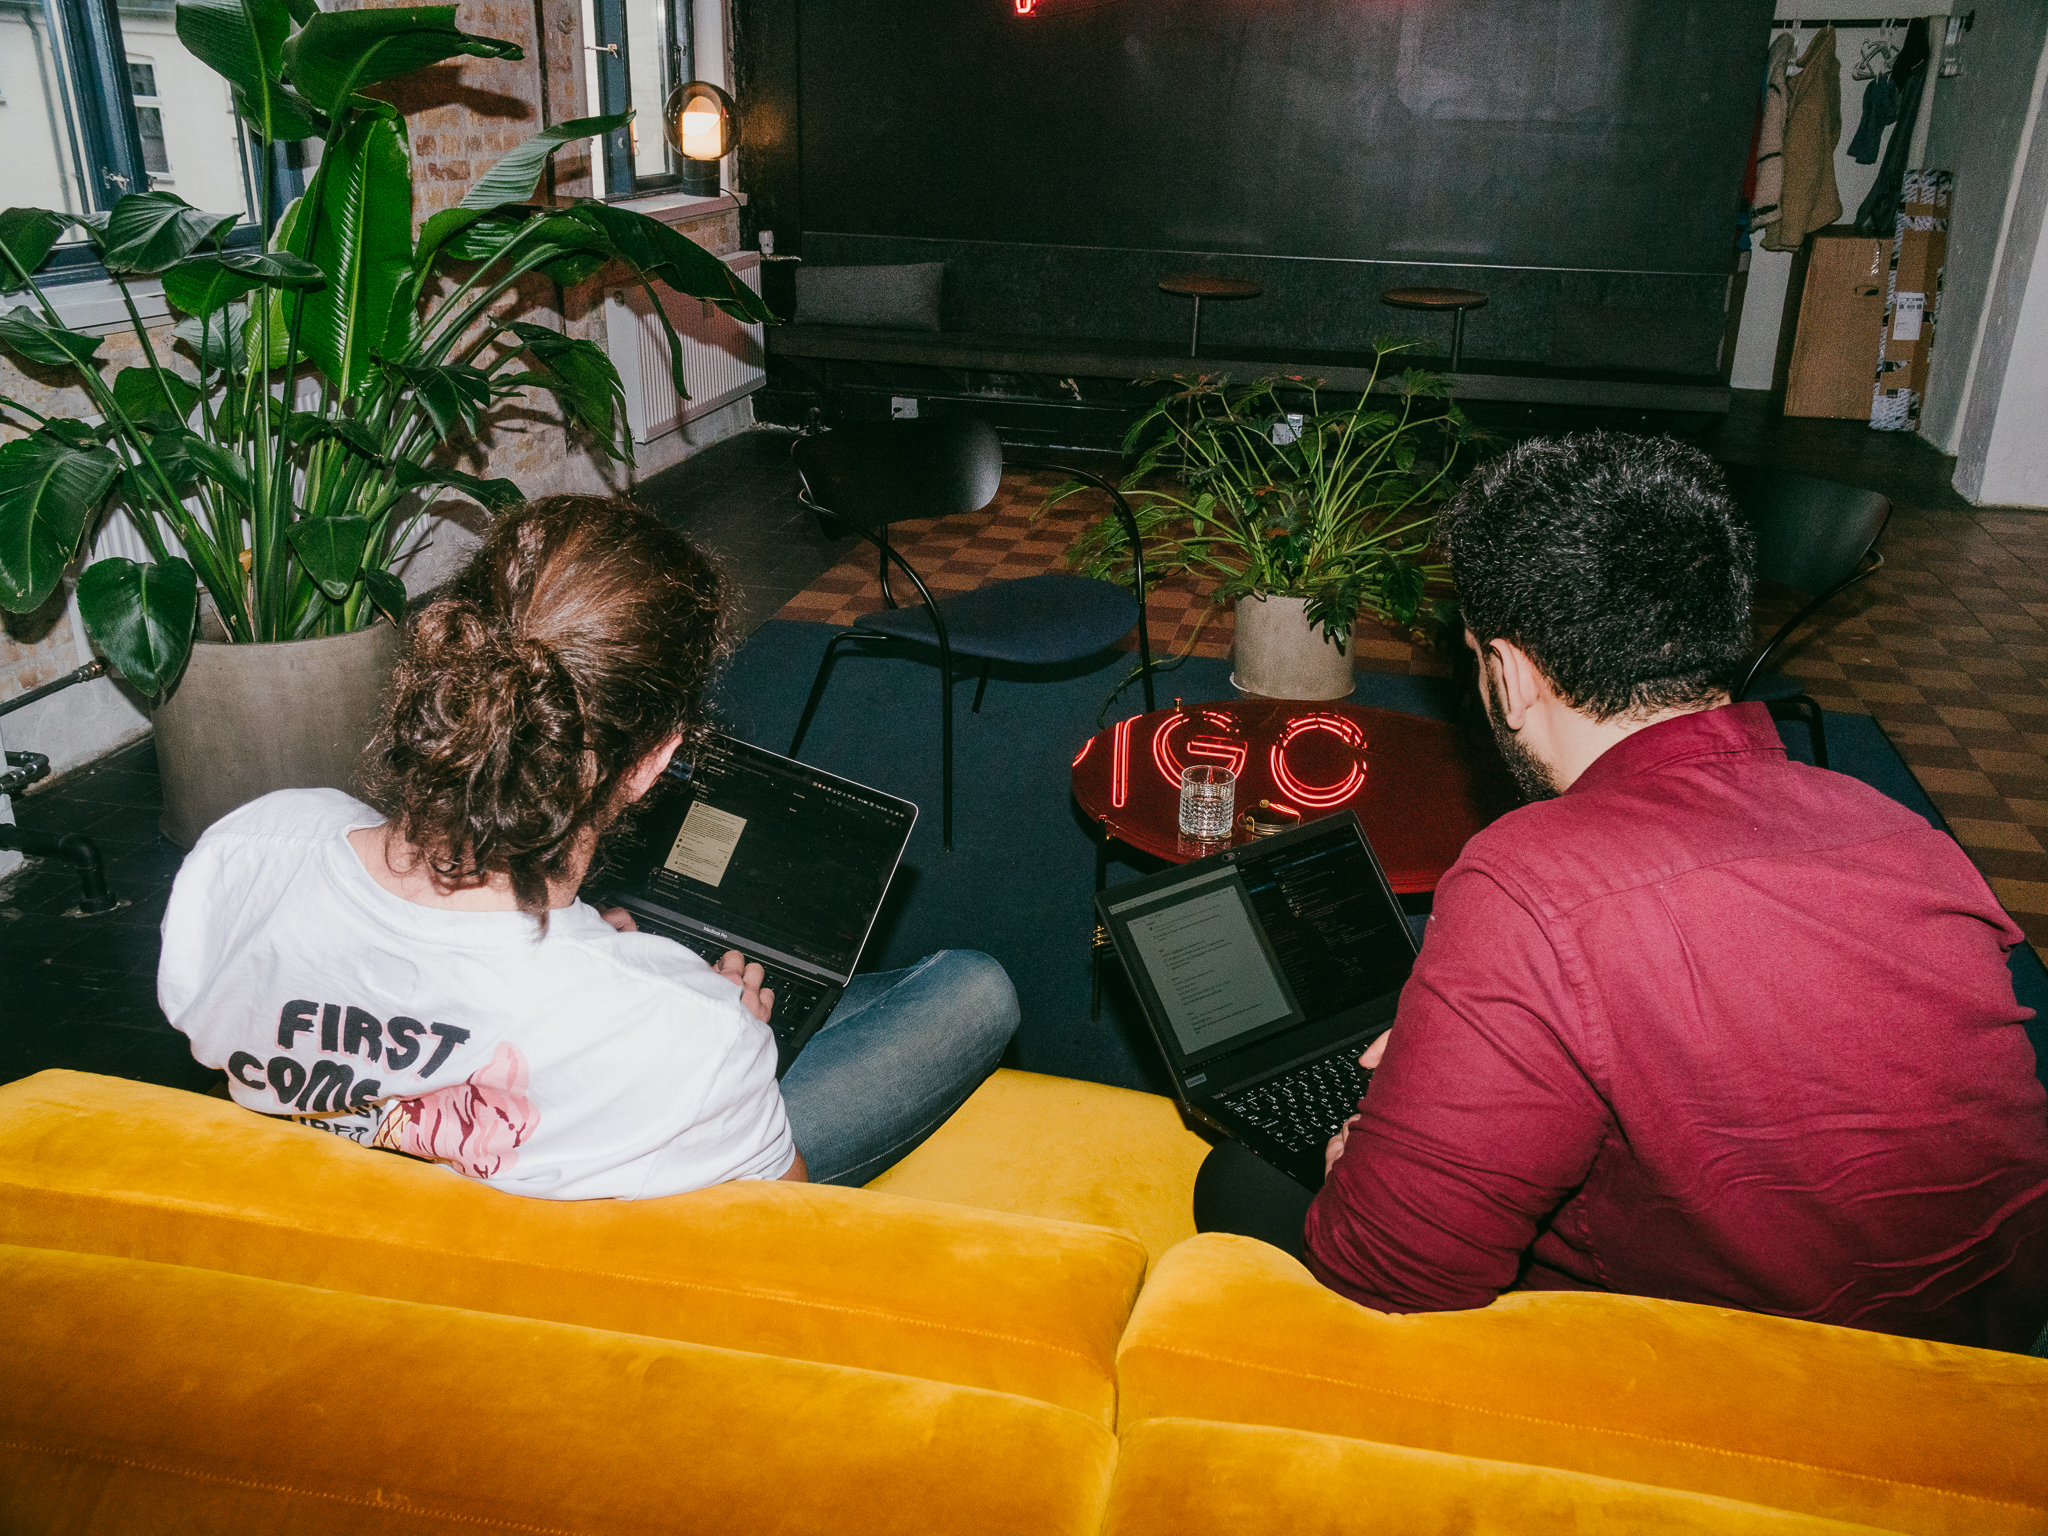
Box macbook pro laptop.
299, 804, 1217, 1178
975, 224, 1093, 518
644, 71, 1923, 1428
596, 734, 917, 1076
1097, 812, 1419, 1190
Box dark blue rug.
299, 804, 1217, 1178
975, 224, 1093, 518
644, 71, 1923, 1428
710, 621, 2048, 1094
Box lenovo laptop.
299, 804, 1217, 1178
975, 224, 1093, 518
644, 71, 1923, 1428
597, 734, 917, 1076
1097, 812, 1419, 1190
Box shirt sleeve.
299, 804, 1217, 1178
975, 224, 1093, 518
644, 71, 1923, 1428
634, 1009, 797, 1196
1304, 863, 1613, 1312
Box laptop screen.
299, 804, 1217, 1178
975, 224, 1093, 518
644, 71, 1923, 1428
1104, 817, 1414, 1070
634, 736, 916, 975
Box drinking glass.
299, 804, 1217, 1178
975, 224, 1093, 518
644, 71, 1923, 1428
1179, 764, 1237, 842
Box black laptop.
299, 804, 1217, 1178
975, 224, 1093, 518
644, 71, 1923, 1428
1097, 812, 1419, 1190
596, 734, 917, 1076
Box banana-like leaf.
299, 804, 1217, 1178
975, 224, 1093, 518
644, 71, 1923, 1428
0, 208, 66, 291
254, 195, 307, 370
386, 359, 492, 442
564, 202, 774, 325
35, 418, 109, 451
500, 321, 629, 462
162, 248, 323, 317
296, 111, 411, 396
459, 113, 630, 210
173, 303, 250, 373
286, 513, 372, 599
231, 80, 327, 142
177, 432, 256, 505
112, 366, 200, 422
0, 306, 103, 370
361, 566, 407, 623
175, 0, 308, 144
76, 556, 199, 697
390, 459, 522, 511
282, 6, 523, 114
283, 411, 385, 463
101, 191, 240, 275
0, 433, 121, 613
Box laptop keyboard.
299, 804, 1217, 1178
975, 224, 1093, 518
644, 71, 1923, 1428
641, 923, 830, 1045
1217, 1048, 1374, 1157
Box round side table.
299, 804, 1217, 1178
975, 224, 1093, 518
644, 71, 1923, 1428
1380, 286, 1488, 371
1160, 273, 1263, 357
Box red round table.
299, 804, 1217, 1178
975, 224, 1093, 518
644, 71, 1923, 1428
1071, 697, 1518, 894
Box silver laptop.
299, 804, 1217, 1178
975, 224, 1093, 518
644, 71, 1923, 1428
596, 733, 917, 1076
1097, 812, 1418, 1190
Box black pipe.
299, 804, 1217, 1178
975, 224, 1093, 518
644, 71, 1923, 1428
1, 751, 50, 797
0, 659, 106, 719
0, 824, 117, 913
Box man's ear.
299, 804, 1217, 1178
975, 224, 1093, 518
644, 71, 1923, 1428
622, 733, 685, 804
1487, 640, 1550, 729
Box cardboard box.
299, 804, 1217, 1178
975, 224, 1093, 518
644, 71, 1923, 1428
1785, 229, 1890, 419
1871, 170, 1952, 432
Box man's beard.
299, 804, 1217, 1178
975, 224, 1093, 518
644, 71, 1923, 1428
1482, 661, 1560, 803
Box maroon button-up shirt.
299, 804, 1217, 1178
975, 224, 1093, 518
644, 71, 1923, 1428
1306, 704, 2048, 1350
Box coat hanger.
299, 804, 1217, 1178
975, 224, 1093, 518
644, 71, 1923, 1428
1852, 22, 1900, 82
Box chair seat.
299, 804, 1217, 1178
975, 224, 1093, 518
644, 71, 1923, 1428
855, 573, 1140, 665
1380, 286, 1488, 310
1742, 669, 1812, 702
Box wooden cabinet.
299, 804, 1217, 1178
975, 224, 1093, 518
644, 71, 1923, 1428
1784, 229, 1889, 420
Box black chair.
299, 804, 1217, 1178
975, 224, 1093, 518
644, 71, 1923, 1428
1723, 467, 1891, 770
789, 419, 1156, 849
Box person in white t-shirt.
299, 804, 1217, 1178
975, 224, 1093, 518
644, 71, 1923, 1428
159, 495, 1018, 1198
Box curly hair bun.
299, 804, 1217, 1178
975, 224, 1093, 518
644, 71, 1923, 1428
367, 497, 728, 918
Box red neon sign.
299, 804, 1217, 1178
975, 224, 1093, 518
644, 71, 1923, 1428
1268, 713, 1367, 808
1150, 708, 1248, 787
1111, 715, 1134, 808
1014, 0, 1035, 12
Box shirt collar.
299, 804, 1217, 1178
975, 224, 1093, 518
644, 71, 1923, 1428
1566, 702, 1785, 797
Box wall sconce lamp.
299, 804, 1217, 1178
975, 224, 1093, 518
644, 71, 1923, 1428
665, 81, 738, 162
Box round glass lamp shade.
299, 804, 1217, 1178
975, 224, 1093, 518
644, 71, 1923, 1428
665, 81, 737, 161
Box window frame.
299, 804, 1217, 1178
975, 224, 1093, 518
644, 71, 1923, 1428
588, 0, 718, 200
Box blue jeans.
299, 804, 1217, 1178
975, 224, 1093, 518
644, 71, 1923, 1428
777, 950, 1019, 1186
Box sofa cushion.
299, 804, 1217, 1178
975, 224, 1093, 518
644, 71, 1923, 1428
1116, 1234, 2048, 1536
795, 262, 944, 330
866, 1068, 1212, 1265
1103, 1418, 1899, 1536
0, 1070, 1144, 1425
0, 1243, 1117, 1535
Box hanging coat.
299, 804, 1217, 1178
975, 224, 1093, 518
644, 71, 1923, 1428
1751, 32, 1796, 246
1764, 26, 1842, 252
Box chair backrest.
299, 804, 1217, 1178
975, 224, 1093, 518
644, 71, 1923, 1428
792, 419, 1004, 529
1721, 467, 1890, 596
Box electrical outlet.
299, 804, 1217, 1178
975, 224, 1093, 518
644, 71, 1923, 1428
1272, 412, 1303, 446
891, 397, 919, 419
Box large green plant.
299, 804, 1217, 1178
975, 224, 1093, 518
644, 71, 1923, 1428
0, 0, 770, 696
1046, 358, 1476, 647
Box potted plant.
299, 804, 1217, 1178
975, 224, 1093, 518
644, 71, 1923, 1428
0, 1, 769, 844
1046, 358, 1475, 700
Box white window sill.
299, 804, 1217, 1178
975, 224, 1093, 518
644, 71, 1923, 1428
607, 191, 741, 226
42, 278, 170, 337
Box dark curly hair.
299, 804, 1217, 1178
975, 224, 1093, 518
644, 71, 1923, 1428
364, 495, 728, 920
1435, 432, 1755, 722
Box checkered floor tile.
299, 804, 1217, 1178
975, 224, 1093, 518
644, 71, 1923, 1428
778, 472, 2048, 961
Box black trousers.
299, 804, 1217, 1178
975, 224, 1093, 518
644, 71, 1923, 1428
1191, 1140, 1316, 1264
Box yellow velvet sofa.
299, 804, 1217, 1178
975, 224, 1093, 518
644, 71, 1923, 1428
2, 1067, 2043, 1535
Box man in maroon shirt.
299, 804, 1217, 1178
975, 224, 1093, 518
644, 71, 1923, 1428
1193, 432, 2048, 1352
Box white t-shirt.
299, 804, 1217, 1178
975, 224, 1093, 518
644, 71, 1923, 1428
158, 788, 796, 1198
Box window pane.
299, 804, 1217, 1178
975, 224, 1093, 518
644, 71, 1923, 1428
128, 60, 156, 97
118, 7, 251, 215
626, 0, 676, 182
136, 104, 169, 174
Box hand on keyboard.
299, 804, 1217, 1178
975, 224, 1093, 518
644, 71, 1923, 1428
1326, 1113, 1363, 1177
712, 950, 776, 1024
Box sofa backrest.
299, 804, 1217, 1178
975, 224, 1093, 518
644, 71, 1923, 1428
1, 1242, 1117, 1535
0, 1071, 1145, 1425
1117, 1235, 2048, 1536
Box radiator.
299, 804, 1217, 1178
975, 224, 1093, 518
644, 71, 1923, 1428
605, 251, 765, 445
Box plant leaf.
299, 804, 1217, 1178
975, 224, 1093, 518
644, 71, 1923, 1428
386, 359, 493, 442
172, 303, 251, 373
282, 411, 386, 463
176, 0, 301, 143
0, 433, 121, 613
282, 5, 523, 114
500, 321, 628, 461
0, 306, 103, 370
361, 566, 407, 623
563, 202, 774, 325
459, 113, 629, 210
76, 556, 199, 696
0, 208, 67, 292
231, 79, 327, 141
101, 191, 240, 274
390, 459, 523, 511
253, 194, 307, 370
162, 248, 324, 317
286, 513, 373, 599
112, 366, 201, 422
176, 431, 256, 505
295, 110, 412, 396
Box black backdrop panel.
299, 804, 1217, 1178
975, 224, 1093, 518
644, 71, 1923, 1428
796, 0, 1771, 276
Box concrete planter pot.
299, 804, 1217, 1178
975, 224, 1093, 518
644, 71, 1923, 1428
153, 622, 403, 847
1230, 593, 1354, 700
